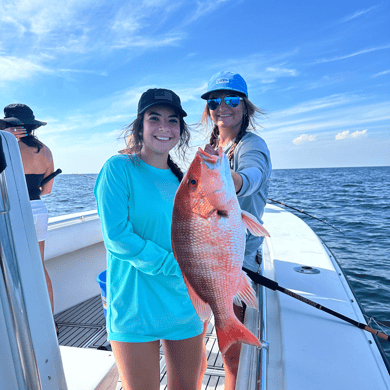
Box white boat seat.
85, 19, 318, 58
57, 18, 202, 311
60, 346, 118, 390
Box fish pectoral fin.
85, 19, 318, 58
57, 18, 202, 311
183, 275, 212, 322
234, 272, 258, 309
233, 296, 243, 307
241, 210, 270, 237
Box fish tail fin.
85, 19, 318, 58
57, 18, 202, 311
216, 319, 261, 355
241, 210, 270, 237
234, 272, 258, 309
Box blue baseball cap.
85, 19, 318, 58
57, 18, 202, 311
201, 71, 248, 100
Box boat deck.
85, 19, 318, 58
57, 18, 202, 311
55, 295, 225, 389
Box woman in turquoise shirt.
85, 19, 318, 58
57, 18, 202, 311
94, 89, 204, 390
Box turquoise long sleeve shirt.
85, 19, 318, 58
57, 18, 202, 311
94, 154, 203, 342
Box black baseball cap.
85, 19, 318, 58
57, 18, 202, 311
138, 89, 187, 117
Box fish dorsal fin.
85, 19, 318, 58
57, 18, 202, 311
241, 210, 270, 237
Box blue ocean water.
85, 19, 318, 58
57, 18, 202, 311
44, 166, 390, 361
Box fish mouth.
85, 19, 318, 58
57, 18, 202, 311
197, 146, 228, 198
197, 146, 222, 165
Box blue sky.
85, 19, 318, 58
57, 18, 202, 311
1, 0, 389, 173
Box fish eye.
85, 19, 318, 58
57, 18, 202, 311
188, 178, 197, 187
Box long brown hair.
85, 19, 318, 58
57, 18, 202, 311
19, 125, 44, 153
200, 97, 265, 161
121, 108, 190, 182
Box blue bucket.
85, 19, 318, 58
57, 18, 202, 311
96, 270, 107, 319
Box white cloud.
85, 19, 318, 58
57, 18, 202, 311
315, 44, 390, 64
340, 4, 381, 23
58, 68, 108, 76
180, 0, 234, 25
0, 56, 51, 80
0, 0, 238, 84
266, 67, 298, 77
110, 34, 184, 49
270, 94, 355, 120
335, 129, 368, 140
0, 1, 190, 59
293, 134, 317, 145
207, 50, 299, 87
335, 130, 350, 140
265, 98, 389, 141
372, 69, 390, 78
0, 0, 94, 39
351, 129, 368, 138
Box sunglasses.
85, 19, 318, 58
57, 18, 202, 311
207, 96, 244, 110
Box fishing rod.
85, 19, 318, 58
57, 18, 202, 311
267, 198, 346, 236
243, 267, 390, 343
41, 168, 62, 187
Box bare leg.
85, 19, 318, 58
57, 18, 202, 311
222, 303, 245, 390
162, 331, 205, 390
39, 241, 57, 334
38, 241, 54, 313
198, 320, 209, 390
111, 340, 160, 390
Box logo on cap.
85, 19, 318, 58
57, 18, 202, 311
216, 78, 229, 84
154, 91, 173, 101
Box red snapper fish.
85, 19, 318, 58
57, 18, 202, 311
171, 145, 270, 355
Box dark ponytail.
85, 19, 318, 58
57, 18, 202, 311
19, 126, 44, 153
227, 110, 249, 162
167, 154, 184, 182
209, 125, 219, 149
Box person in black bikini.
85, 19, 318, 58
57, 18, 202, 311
1, 104, 58, 333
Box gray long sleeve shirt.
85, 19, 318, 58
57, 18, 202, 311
223, 131, 272, 273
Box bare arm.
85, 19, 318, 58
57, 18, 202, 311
231, 169, 243, 194
40, 146, 55, 195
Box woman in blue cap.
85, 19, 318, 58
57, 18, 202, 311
200, 71, 272, 389
94, 89, 205, 390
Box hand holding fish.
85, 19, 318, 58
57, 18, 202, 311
171, 146, 269, 355
204, 143, 243, 193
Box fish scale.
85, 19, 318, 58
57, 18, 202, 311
172, 146, 270, 355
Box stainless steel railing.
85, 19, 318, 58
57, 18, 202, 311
258, 280, 269, 390
48, 210, 99, 229
235, 284, 261, 389
236, 272, 269, 389
0, 171, 42, 390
